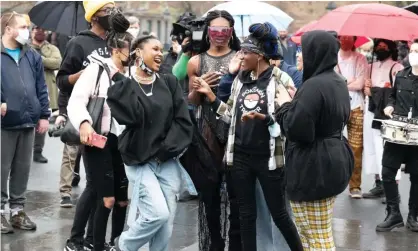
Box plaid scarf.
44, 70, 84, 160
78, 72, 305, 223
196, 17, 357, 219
216, 67, 293, 170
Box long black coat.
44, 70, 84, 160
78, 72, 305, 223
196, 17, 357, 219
276, 30, 354, 202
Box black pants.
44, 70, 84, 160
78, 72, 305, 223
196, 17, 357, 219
200, 172, 241, 251
382, 142, 418, 209
231, 152, 303, 251
70, 133, 128, 250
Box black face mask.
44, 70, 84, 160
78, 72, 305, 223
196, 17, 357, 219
375, 49, 391, 61
97, 15, 111, 31
121, 58, 130, 67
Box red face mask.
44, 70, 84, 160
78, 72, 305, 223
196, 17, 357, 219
208, 26, 233, 46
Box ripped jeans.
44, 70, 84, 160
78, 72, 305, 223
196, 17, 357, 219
119, 159, 197, 251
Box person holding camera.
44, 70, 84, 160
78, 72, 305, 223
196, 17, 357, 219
58, 1, 116, 250
187, 10, 242, 251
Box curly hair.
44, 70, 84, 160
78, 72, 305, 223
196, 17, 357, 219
199, 10, 241, 53
374, 39, 398, 61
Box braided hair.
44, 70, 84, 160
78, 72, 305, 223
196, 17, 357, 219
199, 10, 241, 53
106, 10, 133, 49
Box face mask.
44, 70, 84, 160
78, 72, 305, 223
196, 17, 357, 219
375, 49, 391, 61
208, 26, 232, 46
97, 15, 111, 31
127, 28, 139, 38
34, 31, 46, 42
409, 53, 418, 67
133, 50, 154, 75
15, 28, 29, 45
279, 35, 287, 40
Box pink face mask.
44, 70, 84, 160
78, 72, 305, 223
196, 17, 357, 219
208, 26, 233, 46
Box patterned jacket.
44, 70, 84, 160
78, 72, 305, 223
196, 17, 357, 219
215, 67, 294, 170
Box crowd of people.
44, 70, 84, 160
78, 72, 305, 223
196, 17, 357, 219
1, 1, 418, 251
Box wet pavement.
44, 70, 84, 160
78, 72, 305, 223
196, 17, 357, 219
1, 136, 418, 251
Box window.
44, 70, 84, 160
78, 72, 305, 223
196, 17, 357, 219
157, 20, 161, 39
147, 20, 152, 33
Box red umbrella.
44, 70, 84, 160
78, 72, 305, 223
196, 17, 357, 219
304, 3, 418, 41
291, 20, 371, 48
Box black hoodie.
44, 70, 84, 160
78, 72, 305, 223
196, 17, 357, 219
56, 30, 110, 115
276, 30, 354, 202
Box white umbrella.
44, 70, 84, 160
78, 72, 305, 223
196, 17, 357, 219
204, 1, 294, 38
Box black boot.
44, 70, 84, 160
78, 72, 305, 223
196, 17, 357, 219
407, 178, 418, 232
406, 209, 418, 232
376, 181, 404, 232
363, 180, 384, 198
33, 152, 48, 163
376, 204, 404, 232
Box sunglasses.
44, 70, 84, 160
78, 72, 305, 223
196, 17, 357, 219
208, 26, 233, 34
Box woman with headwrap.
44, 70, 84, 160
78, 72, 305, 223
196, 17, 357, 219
193, 22, 303, 251
275, 30, 354, 250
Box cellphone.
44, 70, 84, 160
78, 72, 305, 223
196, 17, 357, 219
90, 133, 107, 149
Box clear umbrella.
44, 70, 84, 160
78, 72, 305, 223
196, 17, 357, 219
204, 1, 293, 38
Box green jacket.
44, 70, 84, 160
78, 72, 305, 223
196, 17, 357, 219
30, 41, 62, 110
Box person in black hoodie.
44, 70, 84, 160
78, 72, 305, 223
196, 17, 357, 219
106, 35, 195, 251
58, 1, 116, 251
275, 30, 354, 250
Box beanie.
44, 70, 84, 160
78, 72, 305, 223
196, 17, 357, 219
83, 1, 115, 23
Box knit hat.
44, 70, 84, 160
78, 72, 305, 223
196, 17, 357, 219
83, 1, 115, 23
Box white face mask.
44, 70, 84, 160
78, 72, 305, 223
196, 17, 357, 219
409, 52, 418, 67
127, 28, 139, 38
15, 28, 30, 45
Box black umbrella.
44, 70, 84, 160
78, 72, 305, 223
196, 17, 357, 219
404, 2, 418, 15
28, 1, 88, 36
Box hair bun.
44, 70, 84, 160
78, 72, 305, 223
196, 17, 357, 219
110, 12, 130, 33
248, 22, 278, 41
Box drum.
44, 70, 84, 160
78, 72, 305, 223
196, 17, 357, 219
379, 119, 418, 145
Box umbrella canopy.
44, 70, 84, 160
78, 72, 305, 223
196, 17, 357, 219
204, 1, 293, 38
305, 3, 418, 41
291, 20, 371, 48
404, 2, 418, 15
28, 1, 88, 36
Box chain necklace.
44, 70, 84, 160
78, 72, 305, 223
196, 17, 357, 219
133, 73, 155, 97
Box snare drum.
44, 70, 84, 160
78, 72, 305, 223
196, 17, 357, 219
380, 120, 418, 146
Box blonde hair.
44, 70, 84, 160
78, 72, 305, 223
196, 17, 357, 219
1, 12, 23, 35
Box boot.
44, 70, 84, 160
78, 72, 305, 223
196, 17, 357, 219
406, 209, 418, 232
376, 180, 404, 232
363, 180, 384, 198
33, 152, 48, 163
376, 204, 404, 232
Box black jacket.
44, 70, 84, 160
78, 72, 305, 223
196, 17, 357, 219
1, 43, 50, 129
106, 73, 193, 165
56, 30, 110, 116
276, 30, 354, 202
387, 67, 418, 118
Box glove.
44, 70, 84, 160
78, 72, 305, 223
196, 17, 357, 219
384, 106, 394, 118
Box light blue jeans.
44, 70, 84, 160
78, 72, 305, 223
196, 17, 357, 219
119, 159, 197, 251
256, 179, 292, 251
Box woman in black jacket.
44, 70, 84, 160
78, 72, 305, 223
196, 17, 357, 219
275, 30, 354, 250
106, 35, 195, 251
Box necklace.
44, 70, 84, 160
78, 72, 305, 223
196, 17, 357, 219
133, 73, 155, 96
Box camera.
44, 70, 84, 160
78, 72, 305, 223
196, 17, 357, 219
171, 13, 206, 53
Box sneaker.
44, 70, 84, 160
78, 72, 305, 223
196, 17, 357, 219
64, 239, 84, 251
83, 240, 93, 251
350, 188, 362, 199
1, 214, 14, 234
10, 210, 36, 230
33, 152, 48, 163
60, 196, 73, 208
72, 173, 81, 187
363, 181, 384, 198
104, 242, 117, 251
